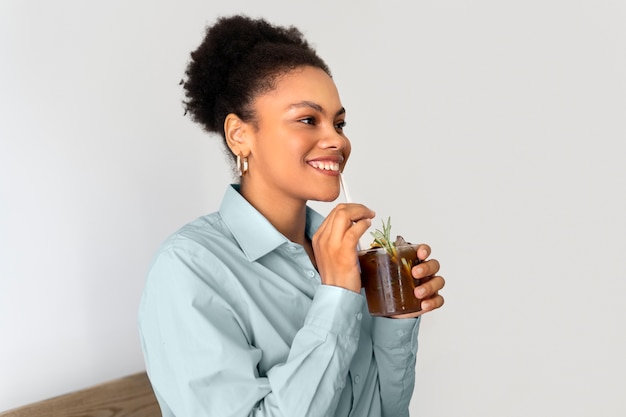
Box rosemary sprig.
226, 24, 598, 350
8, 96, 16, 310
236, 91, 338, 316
370, 217, 398, 260
370, 217, 413, 277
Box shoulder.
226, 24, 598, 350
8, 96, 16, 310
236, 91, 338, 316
157, 212, 232, 256
142, 211, 251, 314
147, 212, 242, 286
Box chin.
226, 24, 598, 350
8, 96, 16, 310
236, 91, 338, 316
311, 189, 341, 202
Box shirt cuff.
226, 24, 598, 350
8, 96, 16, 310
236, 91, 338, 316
304, 284, 365, 338
371, 316, 421, 348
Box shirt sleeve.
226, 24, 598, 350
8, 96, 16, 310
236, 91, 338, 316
370, 316, 421, 417
138, 244, 364, 417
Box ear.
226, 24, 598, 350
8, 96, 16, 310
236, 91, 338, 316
224, 113, 250, 156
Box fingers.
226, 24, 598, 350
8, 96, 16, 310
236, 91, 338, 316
394, 247, 446, 318
313, 203, 375, 249
312, 203, 376, 293
326, 203, 375, 227
412, 258, 440, 279
391, 276, 444, 318
387, 289, 445, 318
414, 263, 445, 313
414, 275, 445, 299
420, 292, 445, 312
416, 243, 431, 261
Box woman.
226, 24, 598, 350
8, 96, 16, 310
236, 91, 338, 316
139, 14, 445, 417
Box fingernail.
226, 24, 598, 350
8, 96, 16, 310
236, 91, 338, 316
413, 267, 423, 278
416, 287, 426, 298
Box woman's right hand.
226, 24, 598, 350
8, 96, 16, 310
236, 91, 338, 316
312, 203, 375, 293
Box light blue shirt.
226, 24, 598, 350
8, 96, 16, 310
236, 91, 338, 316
138, 185, 420, 417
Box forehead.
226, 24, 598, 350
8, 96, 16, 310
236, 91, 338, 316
254, 66, 343, 113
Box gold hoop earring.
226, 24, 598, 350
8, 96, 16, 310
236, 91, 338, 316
236, 153, 249, 176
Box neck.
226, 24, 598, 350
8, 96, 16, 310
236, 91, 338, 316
239, 181, 308, 245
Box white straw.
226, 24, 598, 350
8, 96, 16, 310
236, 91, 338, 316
339, 173, 364, 251
339, 173, 354, 205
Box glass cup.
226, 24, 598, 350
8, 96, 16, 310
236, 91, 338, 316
358, 244, 422, 316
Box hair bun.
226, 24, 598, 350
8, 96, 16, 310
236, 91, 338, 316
182, 14, 328, 138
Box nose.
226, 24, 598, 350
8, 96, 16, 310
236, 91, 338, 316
319, 126, 349, 151
318, 128, 351, 165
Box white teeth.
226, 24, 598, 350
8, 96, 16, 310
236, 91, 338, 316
309, 161, 339, 171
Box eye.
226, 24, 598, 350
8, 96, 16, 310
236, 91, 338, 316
335, 120, 347, 131
299, 116, 316, 125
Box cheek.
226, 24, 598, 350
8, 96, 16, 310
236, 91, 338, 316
285, 139, 308, 162
285, 133, 316, 160
344, 137, 352, 162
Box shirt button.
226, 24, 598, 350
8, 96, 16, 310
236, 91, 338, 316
354, 375, 360, 384
306, 270, 315, 277
356, 313, 362, 320
397, 330, 405, 337
289, 245, 297, 251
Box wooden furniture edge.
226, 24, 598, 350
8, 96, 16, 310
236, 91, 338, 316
0, 371, 160, 417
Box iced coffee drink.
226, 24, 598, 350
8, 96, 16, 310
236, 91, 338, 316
358, 218, 422, 316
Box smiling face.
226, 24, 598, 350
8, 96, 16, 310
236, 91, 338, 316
235, 66, 351, 207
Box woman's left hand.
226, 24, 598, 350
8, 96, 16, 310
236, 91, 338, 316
390, 243, 445, 319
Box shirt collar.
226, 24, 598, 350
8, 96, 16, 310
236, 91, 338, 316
219, 184, 325, 262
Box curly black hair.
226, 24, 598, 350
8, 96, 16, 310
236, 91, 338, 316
182, 15, 330, 157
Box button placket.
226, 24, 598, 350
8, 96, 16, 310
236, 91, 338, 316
285, 244, 318, 280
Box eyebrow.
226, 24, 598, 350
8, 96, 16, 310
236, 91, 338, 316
288, 101, 346, 118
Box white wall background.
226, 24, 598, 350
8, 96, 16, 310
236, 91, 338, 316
1, 0, 625, 415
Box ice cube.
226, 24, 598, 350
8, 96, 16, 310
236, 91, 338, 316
394, 235, 411, 247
